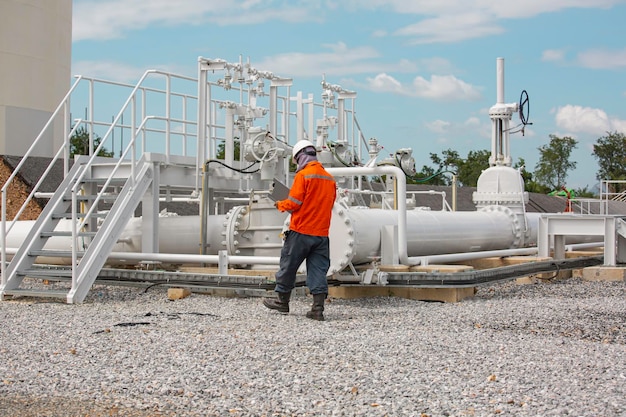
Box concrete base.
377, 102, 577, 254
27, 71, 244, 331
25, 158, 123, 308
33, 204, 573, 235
565, 250, 604, 258
328, 285, 476, 303
582, 266, 626, 282
409, 264, 474, 273
378, 265, 411, 272
179, 267, 276, 277
167, 288, 191, 300
454, 255, 574, 283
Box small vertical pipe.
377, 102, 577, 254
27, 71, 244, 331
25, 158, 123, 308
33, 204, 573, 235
337, 96, 345, 143
165, 74, 171, 163
452, 174, 457, 211
308, 93, 314, 145
196, 58, 206, 194
296, 91, 304, 141
497, 57, 504, 104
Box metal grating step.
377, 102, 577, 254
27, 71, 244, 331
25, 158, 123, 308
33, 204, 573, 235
80, 177, 127, 184
51, 212, 108, 219
39, 231, 97, 238
18, 268, 73, 278
62, 194, 118, 202
28, 250, 84, 258
2, 289, 68, 299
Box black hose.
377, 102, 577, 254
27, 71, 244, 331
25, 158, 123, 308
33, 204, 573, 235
384, 256, 603, 287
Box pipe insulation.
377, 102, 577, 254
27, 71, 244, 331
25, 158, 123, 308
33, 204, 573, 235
3, 215, 227, 265
329, 204, 530, 272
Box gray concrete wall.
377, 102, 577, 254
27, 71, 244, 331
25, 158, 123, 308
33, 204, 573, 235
0, 0, 72, 157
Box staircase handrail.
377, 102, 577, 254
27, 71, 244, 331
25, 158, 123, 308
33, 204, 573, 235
6, 120, 84, 235
73, 115, 155, 232
1, 77, 84, 275
67, 69, 203, 239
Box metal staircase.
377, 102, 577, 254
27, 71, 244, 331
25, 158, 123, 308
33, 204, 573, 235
0, 155, 154, 303
0, 69, 207, 304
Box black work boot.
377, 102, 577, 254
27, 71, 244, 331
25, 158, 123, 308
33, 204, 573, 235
306, 293, 326, 321
263, 291, 291, 313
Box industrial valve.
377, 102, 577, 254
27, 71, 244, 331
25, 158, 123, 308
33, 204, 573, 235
243, 127, 286, 180
377, 148, 416, 176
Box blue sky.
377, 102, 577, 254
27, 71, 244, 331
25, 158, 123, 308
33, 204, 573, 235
71, 0, 626, 190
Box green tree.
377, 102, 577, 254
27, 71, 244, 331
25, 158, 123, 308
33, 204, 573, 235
457, 149, 490, 186
533, 134, 578, 191
427, 149, 461, 185
410, 164, 446, 185
514, 157, 549, 193
411, 149, 488, 186
592, 131, 626, 192
216, 139, 241, 160
70, 126, 113, 158
574, 186, 596, 198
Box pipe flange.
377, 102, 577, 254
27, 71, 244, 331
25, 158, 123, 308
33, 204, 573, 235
479, 205, 523, 248
328, 203, 356, 275
222, 205, 247, 255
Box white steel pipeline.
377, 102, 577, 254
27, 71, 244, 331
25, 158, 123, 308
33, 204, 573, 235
0, 247, 280, 267
1, 216, 281, 267
107, 251, 280, 265
416, 241, 605, 266
3, 215, 228, 264
565, 242, 604, 251
417, 247, 538, 266
326, 166, 414, 266
327, 166, 545, 267
334, 207, 527, 264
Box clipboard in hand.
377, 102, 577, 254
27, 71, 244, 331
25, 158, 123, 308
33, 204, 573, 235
269, 178, 290, 202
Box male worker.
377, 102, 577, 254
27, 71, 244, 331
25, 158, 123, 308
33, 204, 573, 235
263, 140, 336, 321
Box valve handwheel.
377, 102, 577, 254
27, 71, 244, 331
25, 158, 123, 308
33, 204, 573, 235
519, 90, 530, 125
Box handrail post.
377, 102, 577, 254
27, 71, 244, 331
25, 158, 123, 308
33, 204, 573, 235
196, 59, 207, 194
131, 94, 136, 186
166, 73, 171, 164
89, 79, 94, 155
141, 87, 146, 154
63, 99, 70, 176
71, 179, 78, 288
1, 191, 6, 286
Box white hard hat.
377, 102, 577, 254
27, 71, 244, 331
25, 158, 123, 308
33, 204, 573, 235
292, 140, 316, 159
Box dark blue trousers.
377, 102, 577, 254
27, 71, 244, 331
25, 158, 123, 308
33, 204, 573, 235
274, 231, 330, 295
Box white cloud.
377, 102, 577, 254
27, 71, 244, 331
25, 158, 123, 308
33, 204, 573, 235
421, 116, 492, 147
394, 12, 503, 44
464, 117, 481, 127
366, 73, 403, 93
542, 49, 566, 62
412, 75, 481, 101
346, 0, 621, 17
425, 120, 451, 134
253, 43, 418, 77
417, 57, 456, 73
72, 60, 148, 81
576, 48, 626, 69
72, 0, 313, 41
364, 73, 481, 101
71, 60, 188, 82
554, 105, 626, 135
382, 0, 623, 44
73, 0, 626, 45
483, 0, 622, 19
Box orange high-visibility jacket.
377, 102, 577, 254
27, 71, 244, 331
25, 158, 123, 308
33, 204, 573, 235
276, 161, 336, 237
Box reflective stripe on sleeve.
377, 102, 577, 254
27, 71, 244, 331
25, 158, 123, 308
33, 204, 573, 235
304, 174, 335, 182
288, 196, 303, 205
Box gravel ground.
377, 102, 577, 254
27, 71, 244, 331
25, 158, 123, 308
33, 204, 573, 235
0, 277, 624, 417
